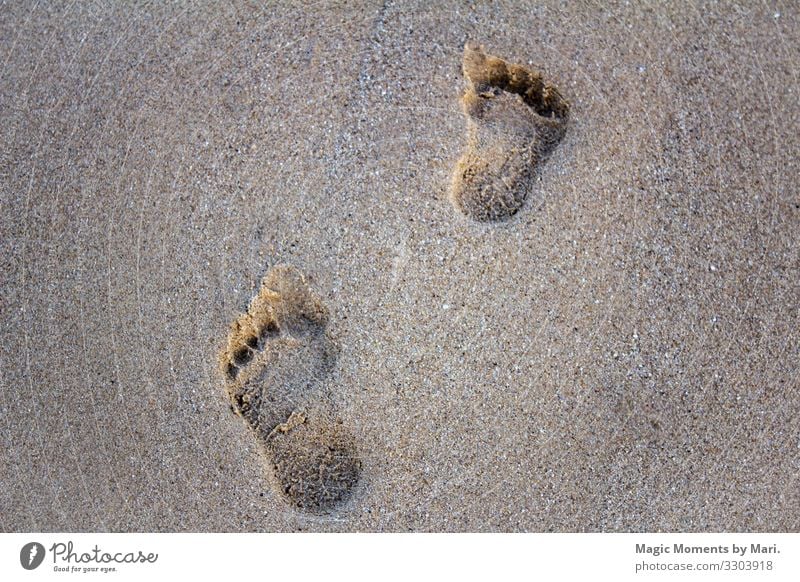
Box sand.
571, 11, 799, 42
1, 1, 798, 532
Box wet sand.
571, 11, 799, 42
1, 1, 798, 531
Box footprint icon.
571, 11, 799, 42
450, 43, 570, 222
220, 265, 360, 513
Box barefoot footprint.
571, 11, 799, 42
450, 43, 570, 222
220, 265, 360, 513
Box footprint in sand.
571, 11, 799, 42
220, 265, 360, 513
450, 43, 570, 222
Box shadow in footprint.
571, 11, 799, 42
220, 265, 360, 514
450, 43, 570, 222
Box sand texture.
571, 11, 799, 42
1, 1, 799, 532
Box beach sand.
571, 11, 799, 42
1, 1, 798, 531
